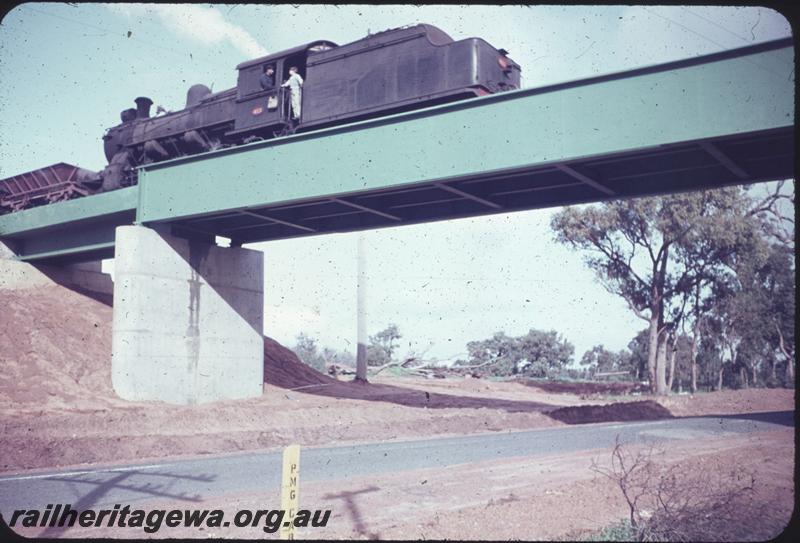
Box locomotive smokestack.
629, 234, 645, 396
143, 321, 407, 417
134, 97, 153, 119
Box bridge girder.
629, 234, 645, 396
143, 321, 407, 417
0, 38, 793, 262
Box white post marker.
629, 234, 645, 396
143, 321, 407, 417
280, 444, 301, 540
355, 234, 368, 381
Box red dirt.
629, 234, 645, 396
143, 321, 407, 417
0, 285, 117, 410
546, 400, 674, 424
0, 267, 794, 476
263, 336, 331, 389
1, 261, 795, 540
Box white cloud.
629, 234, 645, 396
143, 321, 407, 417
107, 4, 268, 58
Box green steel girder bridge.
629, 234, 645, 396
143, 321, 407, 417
0, 38, 794, 264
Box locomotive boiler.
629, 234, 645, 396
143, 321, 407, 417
1, 24, 520, 213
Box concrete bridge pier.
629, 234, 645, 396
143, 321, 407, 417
111, 225, 264, 405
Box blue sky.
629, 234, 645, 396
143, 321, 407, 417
0, 4, 793, 363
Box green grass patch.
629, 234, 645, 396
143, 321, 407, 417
585, 519, 636, 541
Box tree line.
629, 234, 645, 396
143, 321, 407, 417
292, 182, 794, 394
550, 181, 794, 394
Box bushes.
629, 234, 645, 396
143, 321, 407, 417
586, 519, 636, 541
590, 438, 776, 542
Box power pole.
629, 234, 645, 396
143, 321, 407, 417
355, 234, 369, 383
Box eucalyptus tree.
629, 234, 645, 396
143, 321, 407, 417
580, 345, 633, 378
366, 324, 402, 367
551, 187, 762, 394
462, 329, 574, 377
725, 242, 794, 385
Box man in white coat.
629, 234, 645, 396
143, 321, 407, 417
281, 66, 304, 121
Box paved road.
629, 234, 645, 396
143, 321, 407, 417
0, 410, 792, 515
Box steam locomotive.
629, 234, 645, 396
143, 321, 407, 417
0, 24, 520, 213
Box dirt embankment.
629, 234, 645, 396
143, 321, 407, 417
547, 400, 674, 424
0, 269, 794, 472
0, 284, 117, 410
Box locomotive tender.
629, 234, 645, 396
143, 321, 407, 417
0, 24, 520, 213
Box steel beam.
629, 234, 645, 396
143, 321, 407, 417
136, 39, 793, 227
0, 187, 138, 262
555, 164, 614, 195
238, 210, 317, 233
0, 186, 137, 237
699, 141, 750, 180
434, 183, 503, 209
329, 197, 402, 221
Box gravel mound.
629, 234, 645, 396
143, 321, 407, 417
546, 400, 674, 424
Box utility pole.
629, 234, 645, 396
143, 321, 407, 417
355, 234, 368, 383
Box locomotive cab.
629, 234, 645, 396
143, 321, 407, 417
231, 40, 337, 138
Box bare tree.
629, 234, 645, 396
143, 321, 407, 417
749, 179, 795, 250
591, 437, 772, 542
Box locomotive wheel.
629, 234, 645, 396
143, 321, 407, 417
274, 124, 296, 138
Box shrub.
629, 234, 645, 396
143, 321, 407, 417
590, 437, 776, 541
586, 519, 636, 541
